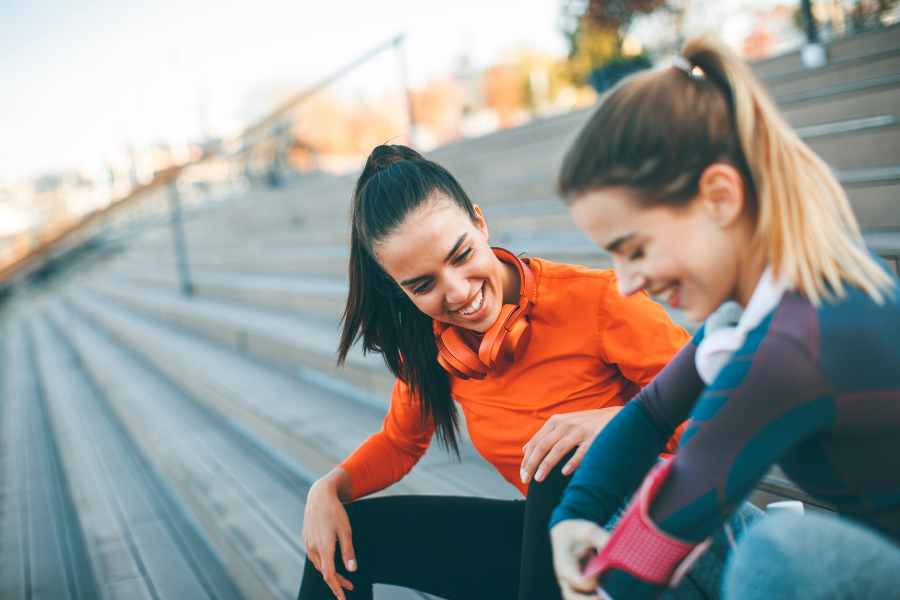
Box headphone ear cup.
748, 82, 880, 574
478, 304, 516, 369
507, 313, 532, 363
492, 311, 532, 373
435, 339, 472, 380
440, 328, 489, 380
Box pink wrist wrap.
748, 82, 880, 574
582, 459, 711, 588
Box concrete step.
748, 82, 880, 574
118, 198, 586, 263
28, 314, 244, 600
779, 74, 900, 128
102, 265, 349, 322
765, 43, 900, 97
803, 117, 900, 170
50, 306, 441, 600
45, 303, 323, 600
0, 324, 99, 600
753, 23, 900, 78
119, 194, 581, 258
426, 109, 590, 165
63, 290, 520, 501
110, 247, 350, 280
839, 166, 900, 228
80, 276, 383, 396
164, 118, 586, 242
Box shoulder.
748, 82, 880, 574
530, 257, 615, 294
794, 284, 900, 392
529, 258, 619, 314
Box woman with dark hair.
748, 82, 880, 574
549, 37, 900, 600
296, 143, 726, 600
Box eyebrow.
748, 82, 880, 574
399, 233, 468, 287
604, 232, 636, 253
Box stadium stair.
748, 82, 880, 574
2, 22, 897, 597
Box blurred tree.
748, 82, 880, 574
410, 78, 466, 143
562, 0, 665, 82
484, 65, 525, 127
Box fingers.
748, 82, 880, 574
335, 573, 355, 591
534, 436, 580, 482
560, 581, 602, 600
337, 526, 357, 572
586, 527, 611, 553
561, 443, 589, 477
522, 418, 558, 476
319, 556, 347, 600
522, 426, 567, 484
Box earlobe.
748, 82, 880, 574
698, 164, 745, 228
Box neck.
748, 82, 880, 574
733, 242, 768, 308
500, 258, 521, 305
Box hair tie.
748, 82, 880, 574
671, 56, 705, 79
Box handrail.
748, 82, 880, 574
0, 34, 407, 288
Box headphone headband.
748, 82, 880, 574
491, 247, 538, 307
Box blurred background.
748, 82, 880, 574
0, 1, 898, 599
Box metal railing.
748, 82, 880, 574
0, 34, 413, 294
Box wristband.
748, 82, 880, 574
582, 459, 711, 588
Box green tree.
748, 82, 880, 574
562, 0, 666, 82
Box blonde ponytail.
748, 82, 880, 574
559, 36, 893, 304
682, 37, 893, 304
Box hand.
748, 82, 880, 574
521, 407, 623, 485
550, 519, 612, 600
302, 469, 356, 599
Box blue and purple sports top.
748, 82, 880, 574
550, 267, 900, 597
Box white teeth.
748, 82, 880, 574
458, 288, 483, 315
656, 287, 676, 303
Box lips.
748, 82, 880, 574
652, 284, 681, 309
455, 284, 484, 316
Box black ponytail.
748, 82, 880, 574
338, 144, 479, 456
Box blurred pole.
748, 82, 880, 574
393, 35, 416, 146
801, 0, 818, 43
168, 180, 193, 296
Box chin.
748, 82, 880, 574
682, 300, 722, 324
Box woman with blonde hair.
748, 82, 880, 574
548, 36, 900, 600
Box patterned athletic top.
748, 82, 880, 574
550, 267, 900, 597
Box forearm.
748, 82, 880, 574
337, 431, 427, 500
550, 401, 668, 529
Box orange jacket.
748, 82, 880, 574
338, 258, 691, 499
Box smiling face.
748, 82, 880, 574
569, 165, 761, 322
374, 198, 519, 332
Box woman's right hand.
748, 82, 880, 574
302, 468, 356, 600
550, 519, 611, 600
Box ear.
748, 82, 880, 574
473, 205, 489, 243
696, 164, 745, 229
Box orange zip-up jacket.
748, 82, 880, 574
338, 258, 691, 499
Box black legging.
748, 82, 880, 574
297, 451, 574, 600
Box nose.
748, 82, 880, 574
615, 262, 646, 297
444, 273, 472, 309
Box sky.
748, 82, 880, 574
0, 0, 569, 184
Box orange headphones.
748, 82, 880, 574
433, 247, 539, 380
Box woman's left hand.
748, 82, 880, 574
521, 406, 623, 485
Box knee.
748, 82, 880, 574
723, 512, 900, 600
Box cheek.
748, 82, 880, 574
406, 292, 442, 319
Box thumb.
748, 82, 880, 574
587, 527, 611, 552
